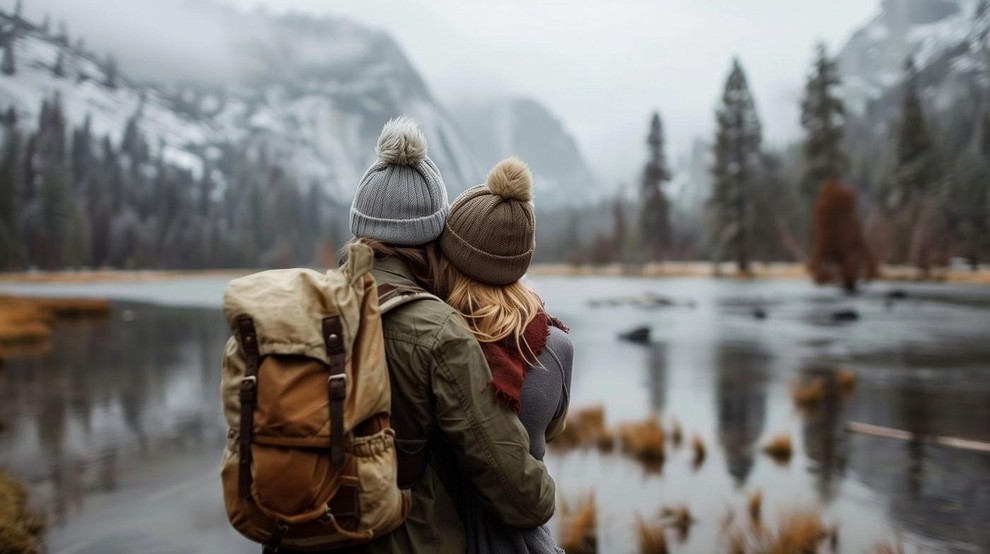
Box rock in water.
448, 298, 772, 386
619, 326, 651, 344
832, 309, 859, 322
752, 307, 767, 320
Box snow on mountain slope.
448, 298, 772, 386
838, 0, 988, 114
0, 4, 481, 197
451, 97, 602, 208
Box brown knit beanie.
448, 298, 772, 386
439, 157, 535, 286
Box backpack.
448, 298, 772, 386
220, 242, 438, 552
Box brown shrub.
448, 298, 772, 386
808, 179, 877, 293
550, 405, 607, 451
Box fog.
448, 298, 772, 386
22, 0, 879, 185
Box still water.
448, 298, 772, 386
1, 276, 989, 553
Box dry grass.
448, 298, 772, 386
691, 434, 706, 469
0, 469, 45, 554
792, 378, 826, 407
670, 418, 683, 448
660, 504, 695, 539
748, 490, 762, 524
550, 405, 607, 451
762, 434, 794, 464
769, 509, 828, 554
725, 506, 827, 554
596, 429, 616, 453
635, 516, 668, 554
872, 538, 905, 553
618, 416, 665, 470
836, 369, 857, 393
559, 494, 597, 554
0, 296, 109, 361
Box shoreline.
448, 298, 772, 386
0, 262, 988, 285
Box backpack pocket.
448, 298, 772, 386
350, 428, 411, 535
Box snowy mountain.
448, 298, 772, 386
0, 3, 482, 198
839, 0, 990, 117
451, 97, 602, 208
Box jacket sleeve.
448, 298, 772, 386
429, 313, 556, 528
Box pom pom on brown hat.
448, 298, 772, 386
439, 157, 536, 286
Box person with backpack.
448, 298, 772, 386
434, 157, 573, 554
220, 117, 556, 553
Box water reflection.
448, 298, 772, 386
799, 367, 850, 501
715, 340, 769, 487
0, 305, 230, 536
645, 342, 667, 414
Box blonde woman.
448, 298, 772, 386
436, 157, 573, 554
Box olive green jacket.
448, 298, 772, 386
342, 256, 556, 553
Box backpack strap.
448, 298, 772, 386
377, 283, 441, 315
236, 316, 261, 499
322, 316, 347, 469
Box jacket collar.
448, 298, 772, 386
372, 255, 419, 287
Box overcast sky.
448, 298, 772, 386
24, 0, 881, 184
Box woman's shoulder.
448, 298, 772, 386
541, 325, 573, 368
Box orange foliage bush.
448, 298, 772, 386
808, 179, 878, 293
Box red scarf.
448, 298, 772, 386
480, 311, 569, 413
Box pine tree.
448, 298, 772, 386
2, 43, 15, 76
640, 112, 671, 261
104, 54, 118, 89
891, 57, 937, 208
709, 58, 763, 274
0, 107, 20, 267
52, 50, 64, 77
799, 43, 847, 201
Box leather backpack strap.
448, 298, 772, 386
322, 316, 347, 469
236, 316, 261, 499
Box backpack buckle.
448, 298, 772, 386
240, 376, 258, 403
318, 504, 337, 526
328, 374, 347, 400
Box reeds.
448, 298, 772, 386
559, 494, 597, 554
0, 469, 45, 554
551, 405, 607, 451
670, 418, 683, 448
660, 504, 695, 539
635, 515, 668, 554
724, 506, 827, 554
748, 490, 762, 524
691, 434, 706, 469
836, 368, 857, 393
618, 416, 665, 470
762, 434, 793, 464
792, 378, 825, 407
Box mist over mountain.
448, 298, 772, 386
0, 1, 483, 199
451, 97, 602, 207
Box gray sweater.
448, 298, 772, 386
461, 326, 573, 554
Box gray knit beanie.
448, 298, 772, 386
439, 157, 535, 286
349, 117, 449, 246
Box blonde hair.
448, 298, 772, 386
433, 255, 544, 363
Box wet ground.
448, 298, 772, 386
1, 276, 989, 553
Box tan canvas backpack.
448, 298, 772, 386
220, 242, 436, 552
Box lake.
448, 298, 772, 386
1, 276, 989, 553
